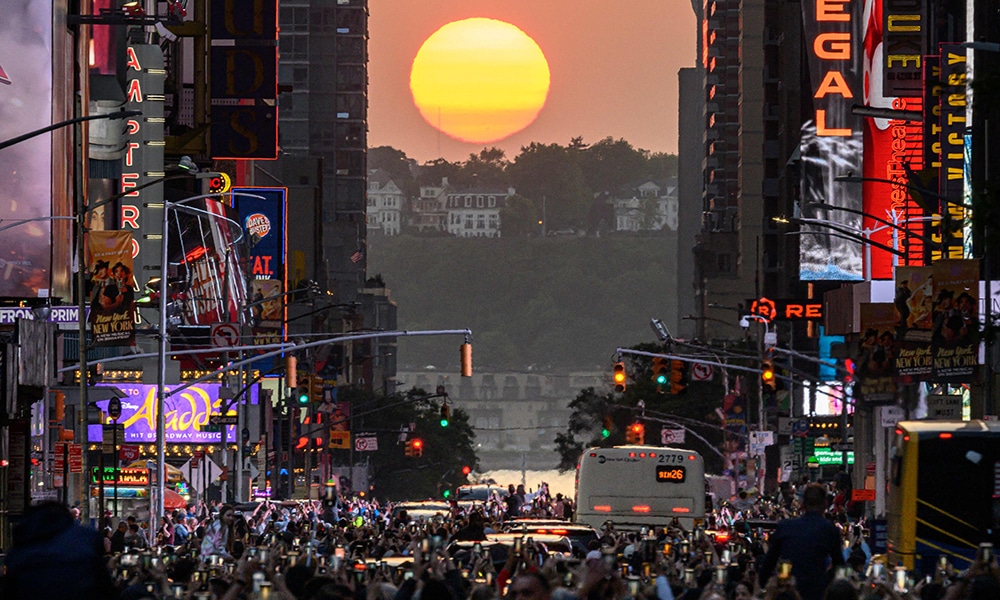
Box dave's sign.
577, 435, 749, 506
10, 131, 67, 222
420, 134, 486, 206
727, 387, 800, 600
750, 297, 824, 321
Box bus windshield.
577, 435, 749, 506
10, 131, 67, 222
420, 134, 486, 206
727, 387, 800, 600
889, 420, 1000, 572
575, 446, 706, 530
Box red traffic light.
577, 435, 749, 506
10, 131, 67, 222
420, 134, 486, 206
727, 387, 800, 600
462, 465, 472, 476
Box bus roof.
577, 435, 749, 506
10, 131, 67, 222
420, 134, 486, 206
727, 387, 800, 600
896, 420, 1000, 436
581, 445, 695, 453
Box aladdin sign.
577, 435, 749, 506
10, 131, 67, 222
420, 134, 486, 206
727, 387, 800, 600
87, 383, 257, 444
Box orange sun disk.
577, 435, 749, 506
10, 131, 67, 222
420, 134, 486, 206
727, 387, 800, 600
410, 18, 551, 144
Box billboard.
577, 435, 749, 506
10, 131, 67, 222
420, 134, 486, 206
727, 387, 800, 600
233, 188, 287, 374
87, 382, 259, 444
799, 0, 865, 280
862, 0, 928, 280
0, 0, 52, 297
210, 0, 278, 159
86, 231, 137, 346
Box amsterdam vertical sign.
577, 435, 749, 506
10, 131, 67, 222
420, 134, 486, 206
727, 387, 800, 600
210, 0, 278, 159
120, 45, 166, 293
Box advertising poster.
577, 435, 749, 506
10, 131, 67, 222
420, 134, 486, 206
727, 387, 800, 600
87, 383, 258, 444
798, 0, 865, 280
862, 0, 928, 279
892, 266, 933, 381
931, 259, 979, 382
0, 0, 53, 297
86, 230, 137, 346
855, 303, 898, 404
233, 188, 287, 374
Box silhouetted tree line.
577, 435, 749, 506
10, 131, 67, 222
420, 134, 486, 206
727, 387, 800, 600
369, 137, 678, 236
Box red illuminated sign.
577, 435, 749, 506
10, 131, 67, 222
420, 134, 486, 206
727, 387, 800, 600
750, 298, 824, 321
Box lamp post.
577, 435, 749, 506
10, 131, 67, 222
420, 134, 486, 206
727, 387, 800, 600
153, 191, 255, 534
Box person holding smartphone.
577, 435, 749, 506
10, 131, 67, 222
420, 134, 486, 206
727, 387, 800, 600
758, 483, 845, 600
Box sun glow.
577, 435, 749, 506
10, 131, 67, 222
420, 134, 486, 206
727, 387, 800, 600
409, 18, 551, 144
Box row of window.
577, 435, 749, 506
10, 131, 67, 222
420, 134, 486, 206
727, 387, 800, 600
446, 195, 500, 208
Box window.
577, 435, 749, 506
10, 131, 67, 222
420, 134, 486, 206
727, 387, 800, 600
488, 196, 496, 207
477, 196, 484, 208
464, 196, 471, 207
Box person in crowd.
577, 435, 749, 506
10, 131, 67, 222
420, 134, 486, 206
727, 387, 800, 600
201, 503, 237, 560
109, 520, 128, 554
759, 483, 845, 600
0, 502, 115, 600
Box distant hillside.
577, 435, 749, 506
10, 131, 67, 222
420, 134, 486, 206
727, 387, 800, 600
367, 234, 679, 372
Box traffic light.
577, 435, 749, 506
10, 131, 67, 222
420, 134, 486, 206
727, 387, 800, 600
462, 465, 472, 476
460, 342, 473, 377
652, 357, 669, 391
601, 415, 613, 439
296, 375, 310, 405
439, 403, 451, 427
311, 375, 326, 403
286, 356, 298, 388
669, 360, 688, 395
53, 391, 65, 422
613, 362, 627, 393
411, 438, 423, 457
761, 359, 776, 392
625, 422, 645, 445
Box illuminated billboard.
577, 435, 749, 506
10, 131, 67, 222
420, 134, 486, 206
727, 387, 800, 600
799, 0, 865, 280
87, 382, 258, 444
0, 0, 53, 297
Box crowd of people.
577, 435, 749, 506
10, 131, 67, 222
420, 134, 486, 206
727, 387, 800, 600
1, 479, 998, 600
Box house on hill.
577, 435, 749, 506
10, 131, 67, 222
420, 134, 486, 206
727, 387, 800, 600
609, 177, 678, 232
409, 177, 451, 233
366, 168, 404, 235
445, 185, 515, 238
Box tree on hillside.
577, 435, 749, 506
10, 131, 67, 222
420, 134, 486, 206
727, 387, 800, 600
416, 158, 464, 188
464, 147, 510, 188
647, 152, 679, 180
500, 194, 541, 237
579, 137, 649, 192
507, 142, 590, 232
369, 146, 419, 198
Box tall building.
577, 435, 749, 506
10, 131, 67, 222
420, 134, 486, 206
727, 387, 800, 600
278, 0, 369, 304
694, 0, 761, 335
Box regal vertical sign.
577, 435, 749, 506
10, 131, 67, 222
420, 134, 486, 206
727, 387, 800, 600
210, 0, 278, 159
120, 45, 166, 289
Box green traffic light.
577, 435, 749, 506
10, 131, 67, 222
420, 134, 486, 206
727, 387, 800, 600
655, 373, 668, 385
601, 428, 610, 439
443, 489, 451, 498
298, 392, 309, 405
440, 418, 449, 427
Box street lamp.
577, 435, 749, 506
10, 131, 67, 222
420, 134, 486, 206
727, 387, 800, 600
153, 191, 257, 535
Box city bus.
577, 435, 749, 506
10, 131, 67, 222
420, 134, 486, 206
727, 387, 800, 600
575, 445, 705, 530
888, 420, 1000, 572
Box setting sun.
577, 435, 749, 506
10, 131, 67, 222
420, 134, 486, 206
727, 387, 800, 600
409, 18, 551, 144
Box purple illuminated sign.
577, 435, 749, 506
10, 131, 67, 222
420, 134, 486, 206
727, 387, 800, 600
88, 383, 257, 444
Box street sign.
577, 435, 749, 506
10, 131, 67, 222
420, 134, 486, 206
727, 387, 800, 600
209, 414, 238, 426
119, 444, 140, 463
926, 395, 963, 420
69, 443, 83, 474
690, 363, 713, 382
661, 427, 685, 445
355, 436, 378, 452
880, 405, 905, 428
108, 397, 122, 420
210, 322, 241, 349
329, 430, 350, 449
852, 488, 876, 502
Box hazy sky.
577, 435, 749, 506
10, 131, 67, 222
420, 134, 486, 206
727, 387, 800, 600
368, 0, 698, 164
